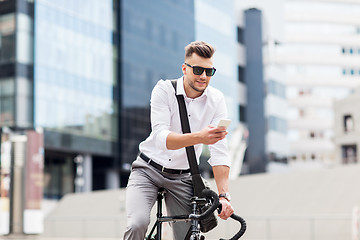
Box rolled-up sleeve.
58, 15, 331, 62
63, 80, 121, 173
207, 94, 231, 167
208, 139, 231, 167
150, 80, 172, 151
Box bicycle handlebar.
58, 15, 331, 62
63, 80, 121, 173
219, 213, 247, 240
190, 189, 247, 240
189, 188, 220, 221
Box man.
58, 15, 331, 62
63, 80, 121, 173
123, 41, 234, 240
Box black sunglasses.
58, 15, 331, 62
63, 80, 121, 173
184, 63, 216, 77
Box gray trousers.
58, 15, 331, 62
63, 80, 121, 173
123, 157, 198, 240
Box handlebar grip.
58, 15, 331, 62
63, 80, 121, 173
219, 213, 247, 240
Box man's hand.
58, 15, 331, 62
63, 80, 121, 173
218, 198, 234, 220
198, 125, 228, 145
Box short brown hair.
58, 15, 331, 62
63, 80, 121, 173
184, 41, 215, 59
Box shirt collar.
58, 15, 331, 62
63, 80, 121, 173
176, 76, 209, 99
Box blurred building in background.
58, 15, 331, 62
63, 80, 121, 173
236, 0, 360, 172
234, 5, 289, 174
194, 0, 246, 177
33, 0, 118, 197
5, 0, 358, 201
0, 0, 195, 198
242, 8, 267, 173
118, 0, 195, 186
195, 0, 238, 127
334, 88, 360, 165
273, 0, 360, 169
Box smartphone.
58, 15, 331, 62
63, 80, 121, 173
217, 119, 232, 129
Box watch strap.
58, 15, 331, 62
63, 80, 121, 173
219, 193, 231, 201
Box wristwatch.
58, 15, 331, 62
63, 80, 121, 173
219, 192, 231, 202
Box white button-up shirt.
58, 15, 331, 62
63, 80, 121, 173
139, 76, 230, 170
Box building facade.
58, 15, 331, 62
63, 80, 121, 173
0, 0, 33, 129
334, 88, 360, 165
234, 5, 289, 174
242, 8, 267, 173
119, 0, 195, 185
0, 0, 195, 198
34, 0, 118, 197
194, 0, 244, 177
195, 0, 238, 128
273, 0, 360, 168
235, 0, 360, 172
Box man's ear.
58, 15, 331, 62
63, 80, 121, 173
182, 64, 186, 75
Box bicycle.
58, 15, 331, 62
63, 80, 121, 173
146, 188, 247, 240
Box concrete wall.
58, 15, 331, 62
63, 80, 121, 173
43, 189, 127, 238
205, 164, 360, 240
44, 164, 360, 239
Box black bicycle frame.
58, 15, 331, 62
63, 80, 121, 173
145, 188, 246, 240
146, 189, 203, 240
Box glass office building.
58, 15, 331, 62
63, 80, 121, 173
34, 1, 116, 142
0, 0, 195, 197
119, 0, 195, 184
194, 0, 240, 176
34, 0, 118, 197
195, 0, 238, 129
0, 0, 33, 128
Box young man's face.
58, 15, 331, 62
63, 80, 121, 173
182, 53, 214, 98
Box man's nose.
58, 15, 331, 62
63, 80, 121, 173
200, 70, 207, 78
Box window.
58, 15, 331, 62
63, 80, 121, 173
268, 116, 287, 134
0, 78, 14, 96
342, 68, 360, 76
310, 131, 315, 138
0, 13, 16, 64
341, 47, 360, 55
0, 96, 14, 124
344, 115, 354, 132
298, 88, 311, 96
268, 152, 287, 163
237, 26, 243, 44
238, 65, 244, 83
268, 80, 285, 98
341, 145, 357, 164
239, 105, 246, 123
